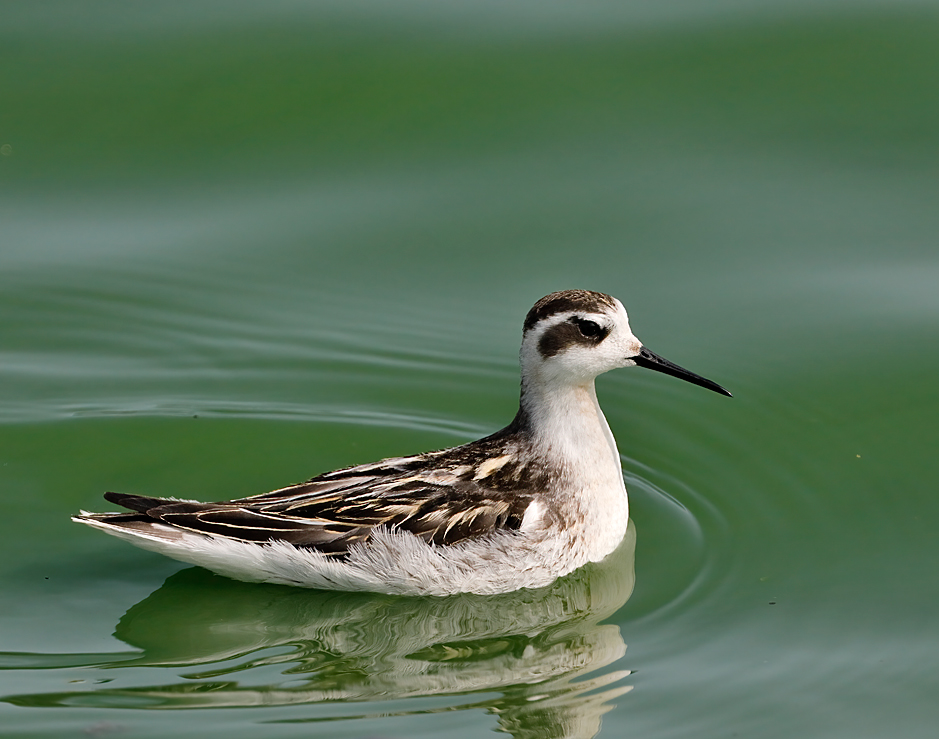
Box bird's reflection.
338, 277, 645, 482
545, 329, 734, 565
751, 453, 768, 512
12, 522, 636, 739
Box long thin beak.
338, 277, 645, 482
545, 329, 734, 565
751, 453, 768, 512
633, 346, 732, 397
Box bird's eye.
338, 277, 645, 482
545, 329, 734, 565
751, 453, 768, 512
573, 318, 602, 338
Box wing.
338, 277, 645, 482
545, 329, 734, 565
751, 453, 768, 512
101, 454, 536, 555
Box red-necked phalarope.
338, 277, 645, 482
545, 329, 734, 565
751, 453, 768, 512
74, 290, 730, 596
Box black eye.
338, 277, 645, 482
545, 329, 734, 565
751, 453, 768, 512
572, 317, 602, 339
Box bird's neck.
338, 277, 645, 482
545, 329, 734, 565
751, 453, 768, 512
516, 375, 629, 561
518, 377, 623, 486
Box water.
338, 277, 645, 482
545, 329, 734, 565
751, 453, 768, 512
2, 1, 938, 737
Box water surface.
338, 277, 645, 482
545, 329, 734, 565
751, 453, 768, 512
2, 1, 938, 737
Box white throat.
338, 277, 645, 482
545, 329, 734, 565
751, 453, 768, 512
520, 377, 622, 482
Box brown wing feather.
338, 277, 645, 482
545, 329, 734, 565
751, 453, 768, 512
100, 461, 536, 554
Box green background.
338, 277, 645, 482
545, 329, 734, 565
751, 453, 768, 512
2, 1, 937, 737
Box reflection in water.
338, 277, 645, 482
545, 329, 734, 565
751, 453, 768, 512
4, 523, 635, 738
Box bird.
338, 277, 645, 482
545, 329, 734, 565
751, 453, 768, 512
74, 289, 731, 596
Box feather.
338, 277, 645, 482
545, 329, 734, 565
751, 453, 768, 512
93, 444, 539, 554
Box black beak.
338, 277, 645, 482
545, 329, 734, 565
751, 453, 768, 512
633, 346, 732, 397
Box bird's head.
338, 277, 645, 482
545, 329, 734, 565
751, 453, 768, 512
519, 289, 731, 397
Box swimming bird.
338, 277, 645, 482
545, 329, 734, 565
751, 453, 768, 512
74, 290, 730, 596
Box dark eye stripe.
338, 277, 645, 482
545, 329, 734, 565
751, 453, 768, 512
537, 318, 609, 358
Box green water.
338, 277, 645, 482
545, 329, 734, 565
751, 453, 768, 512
2, 1, 938, 737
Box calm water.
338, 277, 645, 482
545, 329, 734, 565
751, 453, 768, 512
2, 2, 938, 737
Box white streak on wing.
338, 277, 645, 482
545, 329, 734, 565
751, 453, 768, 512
323, 450, 447, 477
267, 478, 373, 498
473, 454, 513, 480
379, 503, 418, 516
443, 507, 478, 536
520, 499, 544, 532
